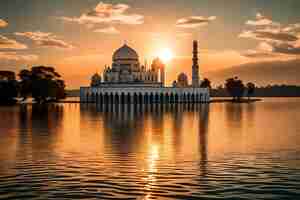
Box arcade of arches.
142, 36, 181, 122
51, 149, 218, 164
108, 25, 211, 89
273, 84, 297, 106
81, 89, 210, 104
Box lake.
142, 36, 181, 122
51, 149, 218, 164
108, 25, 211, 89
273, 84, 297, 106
0, 98, 300, 200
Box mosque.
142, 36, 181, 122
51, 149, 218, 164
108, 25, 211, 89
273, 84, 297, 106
80, 40, 210, 104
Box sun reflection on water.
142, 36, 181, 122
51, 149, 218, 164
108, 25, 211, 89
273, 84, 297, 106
143, 144, 159, 199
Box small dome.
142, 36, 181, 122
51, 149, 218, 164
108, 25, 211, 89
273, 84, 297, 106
178, 73, 188, 82
113, 44, 139, 61
92, 73, 100, 79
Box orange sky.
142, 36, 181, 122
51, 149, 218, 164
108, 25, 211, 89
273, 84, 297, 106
1, 0, 300, 88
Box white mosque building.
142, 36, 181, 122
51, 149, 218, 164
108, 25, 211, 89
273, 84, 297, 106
80, 40, 210, 104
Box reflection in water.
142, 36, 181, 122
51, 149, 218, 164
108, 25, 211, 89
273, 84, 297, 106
0, 99, 300, 199
80, 104, 211, 199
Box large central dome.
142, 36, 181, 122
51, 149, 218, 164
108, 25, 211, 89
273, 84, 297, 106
113, 44, 139, 61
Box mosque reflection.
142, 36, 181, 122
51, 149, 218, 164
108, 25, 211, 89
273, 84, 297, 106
80, 104, 209, 164
79, 103, 210, 198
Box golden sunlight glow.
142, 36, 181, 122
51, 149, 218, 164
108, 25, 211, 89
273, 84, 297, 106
157, 48, 174, 63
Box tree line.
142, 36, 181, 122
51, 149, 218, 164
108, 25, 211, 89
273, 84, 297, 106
198, 77, 255, 101
0, 66, 65, 104
212, 83, 300, 98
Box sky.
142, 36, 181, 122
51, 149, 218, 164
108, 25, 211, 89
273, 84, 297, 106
0, 0, 300, 88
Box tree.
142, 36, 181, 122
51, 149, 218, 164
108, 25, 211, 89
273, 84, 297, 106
200, 78, 211, 88
225, 77, 245, 101
19, 69, 32, 101
246, 82, 255, 100
19, 66, 66, 103
0, 71, 18, 104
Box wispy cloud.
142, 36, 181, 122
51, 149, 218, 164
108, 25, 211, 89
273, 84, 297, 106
239, 30, 298, 42
283, 23, 300, 34
15, 31, 74, 49
240, 13, 300, 59
0, 19, 8, 28
0, 52, 38, 61
246, 13, 280, 27
0, 35, 27, 49
176, 16, 216, 28
60, 2, 144, 26
94, 26, 120, 34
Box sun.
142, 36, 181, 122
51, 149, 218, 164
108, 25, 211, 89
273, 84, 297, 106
157, 48, 174, 63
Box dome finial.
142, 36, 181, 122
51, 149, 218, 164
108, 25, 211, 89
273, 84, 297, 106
113, 42, 139, 61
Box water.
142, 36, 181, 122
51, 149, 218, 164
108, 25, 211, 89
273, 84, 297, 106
0, 98, 300, 200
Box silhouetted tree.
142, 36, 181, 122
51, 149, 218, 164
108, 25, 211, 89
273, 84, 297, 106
246, 82, 255, 100
200, 78, 211, 88
225, 77, 245, 101
19, 66, 66, 103
19, 69, 32, 100
0, 71, 18, 104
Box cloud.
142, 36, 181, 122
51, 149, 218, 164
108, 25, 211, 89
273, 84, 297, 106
94, 26, 120, 34
176, 16, 216, 28
0, 35, 27, 49
242, 50, 277, 58
240, 13, 300, 58
246, 13, 280, 27
272, 42, 300, 55
242, 41, 300, 59
60, 2, 144, 26
0, 52, 38, 61
239, 29, 298, 42
15, 31, 74, 49
283, 23, 300, 34
0, 19, 8, 28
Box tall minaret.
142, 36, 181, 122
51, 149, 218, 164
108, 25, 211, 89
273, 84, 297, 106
192, 40, 200, 87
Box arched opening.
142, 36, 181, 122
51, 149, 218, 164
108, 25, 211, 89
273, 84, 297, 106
165, 93, 169, 104
182, 93, 186, 103
104, 93, 109, 104
191, 94, 195, 103
174, 94, 179, 103
139, 93, 143, 104
115, 93, 119, 104
144, 93, 149, 104
109, 93, 114, 104
121, 93, 125, 104
160, 93, 164, 104
133, 93, 138, 104
170, 93, 175, 103
149, 93, 154, 104
155, 93, 159, 103
126, 93, 131, 104
99, 93, 103, 104
196, 94, 200, 103
187, 93, 191, 103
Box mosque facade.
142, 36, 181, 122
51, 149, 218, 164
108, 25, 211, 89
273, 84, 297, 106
80, 40, 210, 104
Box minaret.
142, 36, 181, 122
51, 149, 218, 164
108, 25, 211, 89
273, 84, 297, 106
192, 40, 200, 87
160, 64, 165, 87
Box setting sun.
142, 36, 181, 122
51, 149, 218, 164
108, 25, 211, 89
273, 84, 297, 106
157, 48, 174, 63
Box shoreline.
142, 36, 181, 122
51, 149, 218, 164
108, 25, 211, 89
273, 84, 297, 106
209, 98, 262, 103
0, 98, 264, 105
47, 98, 264, 104
0, 98, 273, 105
